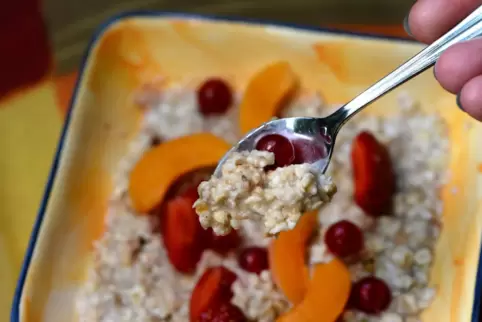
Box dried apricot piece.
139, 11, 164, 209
128, 133, 231, 213
269, 211, 318, 304
277, 258, 351, 322
239, 62, 298, 134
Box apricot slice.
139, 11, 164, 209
269, 211, 318, 305
128, 133, 231, 213
277, 258, 351, 322
239, 62, 298, 134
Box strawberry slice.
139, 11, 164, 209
351, 131, 396, 216
163, 194, 205, 274
197, 302, 247, 322
190, 266, 237, 322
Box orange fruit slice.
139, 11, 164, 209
128, 133, 230, 213
239, 61, 298, 134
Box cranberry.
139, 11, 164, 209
351, 276, 392, 314
197, 78, 233, 116
209, 229, 242, 255
324, 220, 364, 258
198, 303, 247, 322
238, 247, 269, 274
255, 134, 296, 168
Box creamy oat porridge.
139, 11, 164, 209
194, 150, 336, 236
77, 62, 449, 322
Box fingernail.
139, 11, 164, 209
403, 16, 413, 37
456, 94, 465, 112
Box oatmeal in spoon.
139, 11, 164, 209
194, 146, 336, 236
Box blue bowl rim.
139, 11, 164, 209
10, 10, 482, 322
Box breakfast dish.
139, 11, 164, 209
76, 61, 449, 322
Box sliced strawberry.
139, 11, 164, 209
190, 266, 237, 322
208, 228, 241, 255
179, 187, 216, 247
351, 131, 396, 216
197, 302, 247, 322
163, 195, 205, 273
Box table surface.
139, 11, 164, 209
0, 24, 408, 320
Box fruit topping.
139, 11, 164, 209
238, 247, 269, 274
197, 303, 247, 322
351, 276, 392, 314
276, 258, 352, 322
162, 194, 205, 274
197, 78, 233, 116
351, 131, 396, 216
240, 62, 298, 134
129, 133, 230, 213
269, 211, 318, 304
256, 134, 296, 169
324, 220, 364, 258
190, 266, 237, 322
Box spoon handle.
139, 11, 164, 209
330, 5, 482, 128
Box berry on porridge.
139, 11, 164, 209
197, 78, 234, 116
77, 61, 449, 322
256, 134, 296, 169
238, 246, 269, 274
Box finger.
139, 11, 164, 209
407, 0, 480, 44
434, 38, 482, 94
458, 75, 482, 121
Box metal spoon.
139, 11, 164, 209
214, 6, 482, 176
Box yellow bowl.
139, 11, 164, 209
12, 12, 482, 322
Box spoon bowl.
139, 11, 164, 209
214, 116, 339, 176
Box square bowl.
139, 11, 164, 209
12, 12, 482, 322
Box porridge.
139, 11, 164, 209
77, 62, 449, 322
194, 150, 336, 236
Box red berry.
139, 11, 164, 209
256, 134, 296, 168
238, 247, 269, 274
198, 303, 247, 322
324, 220, 364, 258
351, 276, 392, 314
209, 229, 242, 255
197, 78, 233, 116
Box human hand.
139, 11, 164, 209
405, 0, 482, 120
